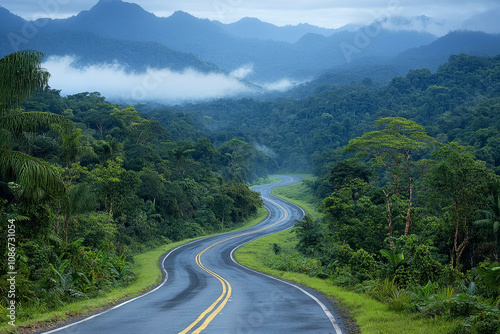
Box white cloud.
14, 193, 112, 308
43, 56, 255, 103
261, 78, 302, 92
230, 64, 254, 79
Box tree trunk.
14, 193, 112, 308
56, 199, 62, 236
405, 180, 414, 236
453, 212, 469, 268
64, 215, 69, 244
404, 151, 413, 236
383, 189, 394, 249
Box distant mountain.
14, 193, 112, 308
289, 30, 500, 93
294, 28, 436, 61
394, 31, 500, 72
213, 17, 339, 43
462, 8, 500, 34
0, 0, 439, 82
0, 5, 222, 74
1, 0, 499, 88
0, 30, 221, 74
0, 6, 25, 30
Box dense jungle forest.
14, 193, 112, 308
0, 51, 264, 322
1, 51, 500, 332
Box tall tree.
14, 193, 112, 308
0, 50, 72, 200
346, 117, 435, 246
427, 143, 496, 267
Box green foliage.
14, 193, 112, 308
329, 159, 373, 189
267, 252, 323, 277
473, 261, 500, 299
0, 50, 50, 112
272, 243, 282, 255
0, 51, 72, 200
321, 178, 386, 253
293, 215, 323, 256
427, 142, 497, 267
349, 249, 378, 282
0, 56, 267, 325
369, 277, 408, 309
411, 245, 442, 285
319, 242, 354, 277
71, 212, 118, 252
380, 248, 407, 275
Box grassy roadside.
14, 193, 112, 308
270, 174, 322, 221
3, 207, 269, 334
234, 176, 455, 334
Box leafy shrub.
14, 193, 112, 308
451, 310, 500, 334
448, 293, 480, 318
469, 311, 500, 334
474, 261, 500, 298
394, 263, 417, 287
272, 243, 282, 255
407, 281, 440, 313
349, 248, 378, 282
387, 288, 411, 312
440, 264, 465, 287
320, 242, 353, 276
369, 277, 399, 303
330, 267, 355, 287
294, 215, 323, 256
380, 248, 407, 276
411, 245, 442, 285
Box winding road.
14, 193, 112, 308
43, 176, 345, 334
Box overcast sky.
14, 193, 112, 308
1, 0, 498, 29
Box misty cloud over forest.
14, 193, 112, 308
44, 56, 296, 103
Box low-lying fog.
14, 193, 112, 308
44, 56, 300, 104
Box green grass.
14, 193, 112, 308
235, 176, 455, 334
234, 229, 454, 334
270, 174, 323, 221
2, 207, 269, 333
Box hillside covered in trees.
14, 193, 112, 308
0, 51, 265, 321
1, 51, 500, 332
147, 53, 500, 332
152, 54, 500, 175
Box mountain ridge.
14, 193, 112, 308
213, 17, 340, 43
1, 1, 499, 90
0, 0, 437, 81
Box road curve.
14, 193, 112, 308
43, 176, 345, 334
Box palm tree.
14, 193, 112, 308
0, 50, 72, 200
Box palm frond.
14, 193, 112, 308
0, 50, 50, 114
0, 111, 73, 135
65, 183, 96, 216
474, 218, 494, 227
0, 128, 12, 148
0, 148, 65, 200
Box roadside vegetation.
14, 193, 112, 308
0, 206, 268, 333
0, 51, 268, 330
236, 176, 499, 334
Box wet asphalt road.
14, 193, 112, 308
43, 176, 344, 334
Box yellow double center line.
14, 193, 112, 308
178, 197, 289, 334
